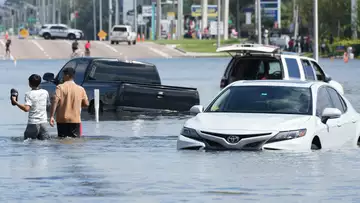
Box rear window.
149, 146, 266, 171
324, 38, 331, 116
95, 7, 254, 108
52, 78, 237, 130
228, 58, 283, 82
206, 85, 312, 115
113, 27, 127, 32
88, 60, 160, 84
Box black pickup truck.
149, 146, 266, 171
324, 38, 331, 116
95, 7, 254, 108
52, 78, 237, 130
40, 57, 200, 114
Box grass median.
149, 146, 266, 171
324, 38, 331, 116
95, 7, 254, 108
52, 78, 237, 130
155, 39, 242, 53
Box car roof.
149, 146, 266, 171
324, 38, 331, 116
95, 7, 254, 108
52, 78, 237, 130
82, 57, 155, 67
230, 80, 324, 88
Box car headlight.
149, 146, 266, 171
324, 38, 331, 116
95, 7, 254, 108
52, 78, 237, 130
180, 127, 199, 138
267, 129, 307, 143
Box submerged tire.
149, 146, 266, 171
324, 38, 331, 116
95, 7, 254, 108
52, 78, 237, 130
311, 136, 322, 150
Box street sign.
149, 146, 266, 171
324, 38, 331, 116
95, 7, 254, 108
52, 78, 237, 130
19, 29, 29, 38
97, 30, 107, 40
27, 17, 36, 23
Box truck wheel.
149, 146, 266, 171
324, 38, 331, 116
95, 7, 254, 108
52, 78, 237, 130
88, 100, 104, 115
116, 41, 119, 45
132, 40, 136, 45
111, 41, 114, 44
68, 33, 76, 40
43, 33, 51, 39
128, 41, 131, 45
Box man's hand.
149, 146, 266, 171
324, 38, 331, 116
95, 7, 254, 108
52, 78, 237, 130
11, 96, 17, 104
49, 116, 55, 127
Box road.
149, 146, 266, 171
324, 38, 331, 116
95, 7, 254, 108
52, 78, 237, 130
0, 37, 187, 60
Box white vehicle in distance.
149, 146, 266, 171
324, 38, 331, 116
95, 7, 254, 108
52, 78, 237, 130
216, 44, 344, 95
110, 25, 137, 45
177, 80, 360, 151
38, 24, 84, 40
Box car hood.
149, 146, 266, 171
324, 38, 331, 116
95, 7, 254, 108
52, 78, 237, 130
186, 113, 312, 133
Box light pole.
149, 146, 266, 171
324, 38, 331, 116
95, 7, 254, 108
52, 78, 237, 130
109, 0, 112, 40
217, 0, 221, 48
99, 0, 102, 33
313, 0, 318, 61
257, 0, 261, 44
93, 0, 96, 40
134, 0, 137, 34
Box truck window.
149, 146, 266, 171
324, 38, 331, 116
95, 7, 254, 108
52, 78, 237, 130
301, 59, 316, 80
113, 27, 127, 32
88, 61, 160, 84
285, 58, 300, 78
74, 59, 90, 85
57, 60, 77, 84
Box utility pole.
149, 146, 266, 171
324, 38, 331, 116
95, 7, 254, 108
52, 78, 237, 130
59, 0, 61, 23
156, 0, 161, 39
41, 0, 45, 24
109, 0, 112, 40
277, 0, 281, 28
351, 0, 358, 39
217, 0, 221, 48
223, 0, 229, 40
52, 0, 56, 23
313, 0, 318, 61
201, 0, 208, 34
134, 0, 137, 34
171, 0, 176, 39
236, 0, 240, 38
93, 0, 97, 40
177, 0, 182, 39
115, 0, 119, 25
257, 0, 261, 44
99, 0, 102, 33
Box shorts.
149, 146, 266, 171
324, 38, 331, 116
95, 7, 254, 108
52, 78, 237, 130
57, 123, 81, 138
24, 123, 50, 140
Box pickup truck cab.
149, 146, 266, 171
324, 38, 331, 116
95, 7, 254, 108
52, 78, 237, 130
217, 44, 344, 95
40, 57, 199, 114
110, 25, 137, 45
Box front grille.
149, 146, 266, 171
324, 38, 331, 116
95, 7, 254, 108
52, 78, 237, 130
200, 131, 272, 142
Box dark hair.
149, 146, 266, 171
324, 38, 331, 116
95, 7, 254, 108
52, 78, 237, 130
63, 67, 75, 78
28, 74, 41, 87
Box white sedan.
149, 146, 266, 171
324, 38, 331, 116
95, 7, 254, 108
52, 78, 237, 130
177, 80, 360, 151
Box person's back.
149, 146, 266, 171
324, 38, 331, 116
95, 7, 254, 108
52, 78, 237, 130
50, 67, 89, 138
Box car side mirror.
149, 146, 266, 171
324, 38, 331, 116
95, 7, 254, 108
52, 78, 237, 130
321, 107, 341, 124
43, 72, 54, 82
190, 105, 204, 114
324, 75, 332, 82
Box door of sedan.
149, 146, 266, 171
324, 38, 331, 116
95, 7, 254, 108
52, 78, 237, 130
325, 86, 356, 145
315, 87, 343, 148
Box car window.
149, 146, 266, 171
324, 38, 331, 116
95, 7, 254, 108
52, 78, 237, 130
57, 60, 77, 84
316, 87, 334, 117
326, 87, 345, 113
113, 27, 127, 32
206, 85, 312, 115
301, 59, 316, 80
50, 26, 60, 29
310, 61, 326, 81
285, 58, 301, 78
74, 59, 90, 85
88, 61, 160, 84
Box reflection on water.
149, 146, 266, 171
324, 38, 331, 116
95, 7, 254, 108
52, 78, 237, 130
1, 58, 360, 202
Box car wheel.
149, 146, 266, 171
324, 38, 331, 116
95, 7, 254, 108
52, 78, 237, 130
311, 136, 321, 150
116, 41, 119, 45
68, 34, 76, 40
111, 41, 114, 44
357, 136, 360, 146
43, 33, 51, 39
128, 41, 131, 45
133, 40, 136, 45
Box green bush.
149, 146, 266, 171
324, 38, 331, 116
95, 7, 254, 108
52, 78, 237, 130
329, 39, 360, 57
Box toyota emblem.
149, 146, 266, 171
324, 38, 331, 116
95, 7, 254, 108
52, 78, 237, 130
227, 135, 240, 144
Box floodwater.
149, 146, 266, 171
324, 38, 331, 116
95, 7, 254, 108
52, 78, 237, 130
1, 57, 360, 202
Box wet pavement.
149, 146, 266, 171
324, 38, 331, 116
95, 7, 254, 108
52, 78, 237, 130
1, 57, 360, 202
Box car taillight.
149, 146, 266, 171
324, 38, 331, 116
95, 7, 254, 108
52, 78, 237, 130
220, 77, 227, 88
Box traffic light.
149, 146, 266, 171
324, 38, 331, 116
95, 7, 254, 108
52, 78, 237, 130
137, 5, 142, 14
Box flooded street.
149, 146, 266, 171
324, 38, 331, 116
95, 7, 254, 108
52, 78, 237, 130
1, 57, 360, 202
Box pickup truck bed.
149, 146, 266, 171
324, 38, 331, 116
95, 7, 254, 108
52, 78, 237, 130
115, 83, 200, 112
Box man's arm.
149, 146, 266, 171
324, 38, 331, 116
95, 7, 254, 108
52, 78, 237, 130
50, 86, 61, 118
81, 88, 89, 107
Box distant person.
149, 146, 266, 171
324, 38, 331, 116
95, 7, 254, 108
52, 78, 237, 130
329, 34, 334, 45
5, 39, 11, 57
72, 39, 78, 53
85, 40, 91, 56
11, 74, 50, 140
49, 67, 89, 138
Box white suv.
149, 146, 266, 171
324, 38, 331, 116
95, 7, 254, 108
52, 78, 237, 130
39, 24, 84, 40
109, 25, 137, 45
217, 44, 344, 95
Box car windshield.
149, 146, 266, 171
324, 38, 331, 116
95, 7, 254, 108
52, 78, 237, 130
206, 85, 312, 115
